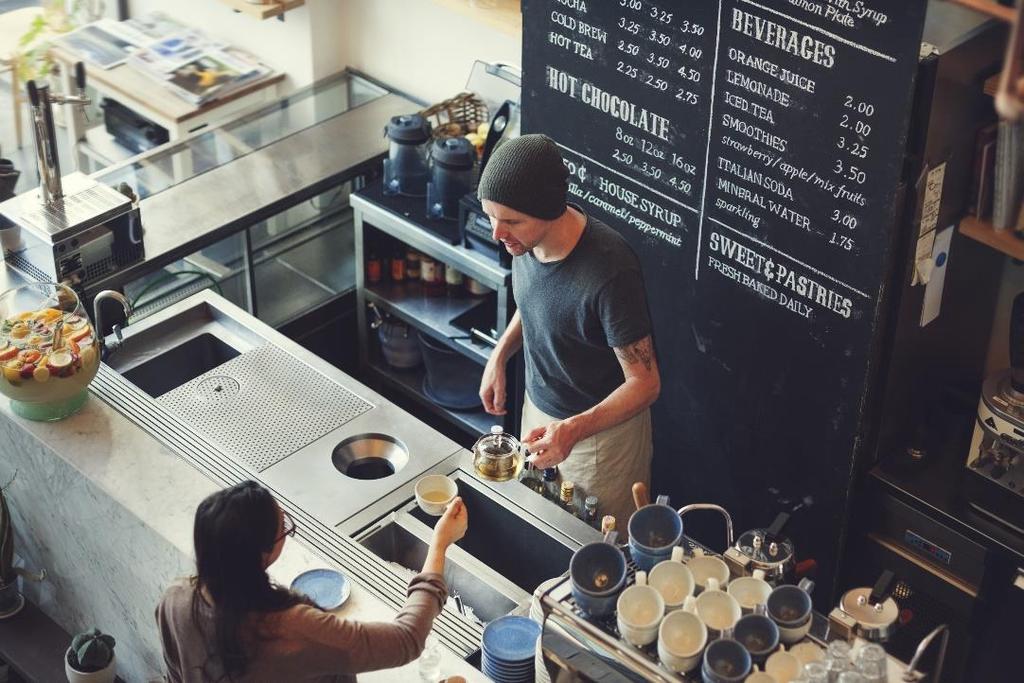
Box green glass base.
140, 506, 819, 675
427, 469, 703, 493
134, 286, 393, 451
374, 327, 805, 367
10, 390, 89, 421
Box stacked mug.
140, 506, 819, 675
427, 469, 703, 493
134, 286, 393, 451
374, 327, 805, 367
567, 495, 821, 682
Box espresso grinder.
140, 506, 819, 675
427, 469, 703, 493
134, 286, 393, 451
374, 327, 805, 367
966, 292, 1024, 532
0, 63, 143, 294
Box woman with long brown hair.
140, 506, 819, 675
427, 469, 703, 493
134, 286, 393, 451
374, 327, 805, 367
156, 480, 467, 682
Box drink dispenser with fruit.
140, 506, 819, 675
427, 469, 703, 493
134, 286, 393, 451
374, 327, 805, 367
0, 283, 102, 421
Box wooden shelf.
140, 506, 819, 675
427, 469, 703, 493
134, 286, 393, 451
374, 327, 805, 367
429, 0, 521, 37
960, 214, 1024, 259
947, 0, 1016, 23
216, 0, 305, 20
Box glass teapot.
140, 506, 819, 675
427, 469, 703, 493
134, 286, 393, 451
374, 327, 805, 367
472, 425, 524, 482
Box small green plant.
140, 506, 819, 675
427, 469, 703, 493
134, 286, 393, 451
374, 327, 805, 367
15, 1, 106, 83
67, 628, 116, 673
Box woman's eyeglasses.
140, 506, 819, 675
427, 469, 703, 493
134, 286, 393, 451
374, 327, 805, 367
274, 510, 297, 543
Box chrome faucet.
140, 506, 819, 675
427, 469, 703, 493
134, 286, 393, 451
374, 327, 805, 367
26, 62, 90, 206
93, 290, 133, 354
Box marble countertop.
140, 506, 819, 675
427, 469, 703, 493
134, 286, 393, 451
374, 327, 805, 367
0, 377, 486, 682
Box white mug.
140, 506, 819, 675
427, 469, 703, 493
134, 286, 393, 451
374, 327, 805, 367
687, 549, 730, 594
694, 577, 742, 636
649, 546, 695, 611
776, 616, 812, 645
616, 571, 665, 646
657, 595, 706, 673
413, 475, 457, 516
764, 645, 801, 683
728, 569, 772, 613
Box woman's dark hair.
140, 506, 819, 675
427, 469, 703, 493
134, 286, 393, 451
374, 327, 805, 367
191, 480, 310, 680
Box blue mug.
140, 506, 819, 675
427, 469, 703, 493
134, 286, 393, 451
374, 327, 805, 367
733, 611, 779, 664
628, 495, 683, 573
569, 531, 626, 617
701, 637, 751, 683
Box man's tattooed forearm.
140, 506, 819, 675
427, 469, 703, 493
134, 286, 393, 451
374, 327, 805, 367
615, 338, 653, 371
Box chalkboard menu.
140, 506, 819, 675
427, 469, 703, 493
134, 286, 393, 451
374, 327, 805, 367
522, 0, 928, 601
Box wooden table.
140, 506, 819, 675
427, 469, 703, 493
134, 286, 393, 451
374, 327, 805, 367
49, 44, 284, 175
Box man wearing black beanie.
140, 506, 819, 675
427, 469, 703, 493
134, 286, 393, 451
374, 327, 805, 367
477, 134, 660, 528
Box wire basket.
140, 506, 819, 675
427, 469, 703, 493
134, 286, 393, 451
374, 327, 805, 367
420, 91, 489, 140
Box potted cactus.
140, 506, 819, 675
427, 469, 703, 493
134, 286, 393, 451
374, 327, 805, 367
65, 629, 116, 683
0, 474, 45, 619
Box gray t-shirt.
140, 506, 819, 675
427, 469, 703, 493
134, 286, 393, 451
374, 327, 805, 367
513, 208, 652, 419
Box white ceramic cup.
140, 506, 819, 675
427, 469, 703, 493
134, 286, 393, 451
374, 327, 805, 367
764, 646, 801, 683
649, 546, 695, 611
776, 616, 812, 645
687, 549, 730, 594
728, 569, 772, 613
414, 475, 457, 516
657, 595, 706, 673
694, 577, 742, 636
616, 571, 665, 646
744, 665, 778, 683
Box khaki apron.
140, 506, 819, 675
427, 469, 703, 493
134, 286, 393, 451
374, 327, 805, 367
522, 393, 652, 536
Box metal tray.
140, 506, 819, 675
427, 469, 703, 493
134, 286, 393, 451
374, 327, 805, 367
537, 535, 831, 682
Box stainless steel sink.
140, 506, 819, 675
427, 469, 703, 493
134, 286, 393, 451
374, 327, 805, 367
349, 470, 581, 629
120, 332, 240, 398
357, 512, 522, 623
105, 295, 263, 389
410, 475, 575, 594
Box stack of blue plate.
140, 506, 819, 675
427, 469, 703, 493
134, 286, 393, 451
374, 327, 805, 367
481, 615, 541, 683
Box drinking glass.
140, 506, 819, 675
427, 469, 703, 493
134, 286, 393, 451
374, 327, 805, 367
854, 643, 887, 683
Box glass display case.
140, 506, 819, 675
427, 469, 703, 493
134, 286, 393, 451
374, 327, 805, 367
92, 71, 394, 331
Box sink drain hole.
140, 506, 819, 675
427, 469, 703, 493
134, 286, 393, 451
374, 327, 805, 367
333, 433, 409, 480
345, 458, 397, 480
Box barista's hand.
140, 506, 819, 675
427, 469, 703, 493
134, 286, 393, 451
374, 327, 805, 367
479, 357, 507, 415
523, 420, 581, 469
431, 497, 468, 549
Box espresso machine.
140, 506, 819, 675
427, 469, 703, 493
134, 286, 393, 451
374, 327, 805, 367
0, 63, 143, 295
965, 292, 1024, 533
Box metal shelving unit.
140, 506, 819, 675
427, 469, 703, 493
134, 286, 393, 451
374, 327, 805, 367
352, 186, 518, 442
364, 358, 494, 437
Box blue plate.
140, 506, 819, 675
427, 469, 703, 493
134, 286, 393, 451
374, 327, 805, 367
290, 568, 351, 610
483, 661, 533, 676
481, 615, 542, 663
482, 661, 532, 683
483, 657, 534, 672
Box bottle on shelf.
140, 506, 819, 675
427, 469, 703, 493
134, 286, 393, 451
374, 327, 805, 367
405, 249, 421, 280
366, 248, 382, 284
445, 264, 464, 296
390, 248, 405, 283
420, 255, 444, 296
541, 467, 560, 502
559, 480, 582, 517
584, 495, 599, 526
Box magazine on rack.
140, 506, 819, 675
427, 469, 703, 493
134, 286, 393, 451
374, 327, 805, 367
55, 20, 145, 69
163, 47, 271, 105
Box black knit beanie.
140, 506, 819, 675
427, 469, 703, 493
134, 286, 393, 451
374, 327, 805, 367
478, 134, 568, 220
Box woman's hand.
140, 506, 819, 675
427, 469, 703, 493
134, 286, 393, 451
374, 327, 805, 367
432, 497, 468, 549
